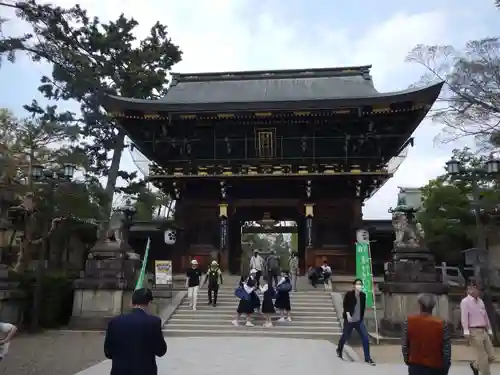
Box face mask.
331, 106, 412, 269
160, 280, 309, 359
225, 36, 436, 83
355, 284, 362, 291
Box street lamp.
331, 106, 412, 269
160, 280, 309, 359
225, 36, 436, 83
30, 163, 75, 331
486, 157, 500, 174
445, 155, 500, 345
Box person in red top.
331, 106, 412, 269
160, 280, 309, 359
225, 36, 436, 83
402, 293, 451, 375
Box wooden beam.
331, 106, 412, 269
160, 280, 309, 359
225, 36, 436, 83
234, 199, 299, 207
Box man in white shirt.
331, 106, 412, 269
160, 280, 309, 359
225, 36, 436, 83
185, 259, 202, 311
249, 250, 264, 287
321, 261, 332, 291
0, 322, 17, 361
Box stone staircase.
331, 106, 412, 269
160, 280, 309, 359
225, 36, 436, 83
163, 283, 342, 339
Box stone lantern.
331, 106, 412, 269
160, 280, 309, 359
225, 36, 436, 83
70, 202, 141, 329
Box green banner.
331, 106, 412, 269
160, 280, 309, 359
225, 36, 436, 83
135, 237, 151, 290
355, 242, 374, 309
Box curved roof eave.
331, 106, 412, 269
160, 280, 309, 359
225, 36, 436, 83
101, 81, 444, 113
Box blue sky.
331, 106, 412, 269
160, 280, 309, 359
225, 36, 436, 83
1, 0, 499, 218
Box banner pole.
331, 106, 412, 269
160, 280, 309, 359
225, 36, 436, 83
367, 240, 380, 344
135, 237, 151, 290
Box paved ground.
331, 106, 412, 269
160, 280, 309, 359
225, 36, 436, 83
2, 332, 500, 375
75, 337, 351, 375
74, 337, 499, 375
0, 331, 105, 375
356, 344, 500, 364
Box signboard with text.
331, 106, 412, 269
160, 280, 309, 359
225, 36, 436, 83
154, 260, 173, 286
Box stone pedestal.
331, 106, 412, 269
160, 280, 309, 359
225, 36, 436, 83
0, 264, 26, 324
379, 285, 450, 336
379, 246, 449, 336
69, 248, 141, 329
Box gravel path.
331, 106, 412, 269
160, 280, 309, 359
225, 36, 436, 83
0, 331, 106, 375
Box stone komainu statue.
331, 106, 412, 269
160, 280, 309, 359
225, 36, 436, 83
392, 211, 425, 249
109, 210, 125, 245
88, 210, 139, 260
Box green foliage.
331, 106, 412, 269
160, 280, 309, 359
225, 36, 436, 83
241, 232, 271, 251
16, 270, 74, 328
0, 4, 32, 66
1, 0, 183, 218
129, 187, 171, 221
417, 148, 500, 262
290, 232, 298, 252
272, 233, 290, 268
5, 0, 181, 214
0, 108, 106, 220
418, 180, 474, 261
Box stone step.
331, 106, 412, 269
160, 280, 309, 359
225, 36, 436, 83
174, 309, 337, 318
176, 304, 336, 312
161, 327, 342, 339
171, 311, 339, 320
191, 296, 333, 307
168, 318, 341, 326
186, 286, 330, 296
181, 295, 333, 302
166, 322, 342, 333
190, 299, 334, 307
195, 291, 332, 297
191, 294, 332, 300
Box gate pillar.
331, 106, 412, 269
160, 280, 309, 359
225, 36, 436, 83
218, 203, 229, 270
304, 203, 314, 269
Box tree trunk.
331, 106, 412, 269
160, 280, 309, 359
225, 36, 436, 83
165, 200, 174, 219
103, 130, 126, 221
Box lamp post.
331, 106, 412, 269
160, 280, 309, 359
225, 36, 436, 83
445, 156, 500, 345
30, 163, 75, 331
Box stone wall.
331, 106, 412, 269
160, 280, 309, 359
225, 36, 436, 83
70, 289, 133, 330
0, 290, 25, 324
367, 290, 500, 337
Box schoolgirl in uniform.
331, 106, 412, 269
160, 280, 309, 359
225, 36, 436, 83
260, 282, 276, 327
232, 269, 259, 327
275, 270, 292, 322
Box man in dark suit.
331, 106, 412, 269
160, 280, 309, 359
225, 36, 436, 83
336, 278, 375, 365
104, 288, 167, 375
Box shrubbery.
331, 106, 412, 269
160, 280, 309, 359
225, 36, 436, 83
15, 270, 75, 328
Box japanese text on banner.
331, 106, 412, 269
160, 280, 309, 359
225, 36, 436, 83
355, 242, 374, 309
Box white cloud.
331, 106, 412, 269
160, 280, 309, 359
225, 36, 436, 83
4, 0, 474, 218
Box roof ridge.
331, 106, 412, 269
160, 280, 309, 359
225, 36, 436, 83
170, 66, 372, 84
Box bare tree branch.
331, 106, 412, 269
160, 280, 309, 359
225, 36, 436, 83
406, 38, 500, 147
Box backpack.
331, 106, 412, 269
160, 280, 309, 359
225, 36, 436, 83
207, 269, 220, 286
267, 255, 280, 272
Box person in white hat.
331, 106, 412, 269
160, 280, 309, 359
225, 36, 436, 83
203, 260, 223, 306
185, 259, 202, 310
